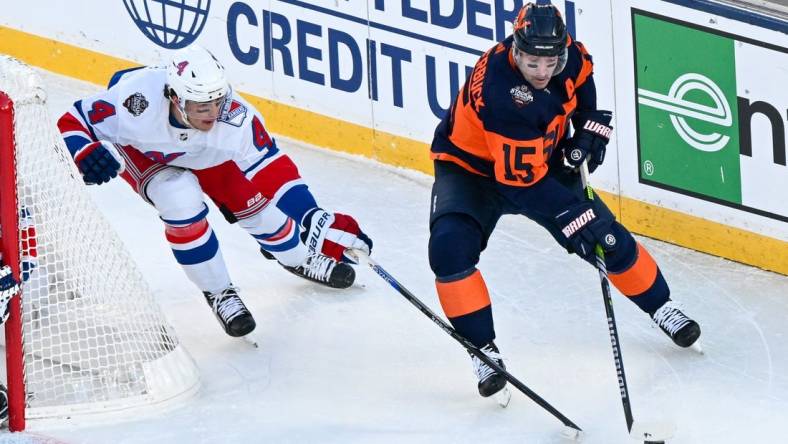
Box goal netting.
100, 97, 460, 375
0, 55, 199, 431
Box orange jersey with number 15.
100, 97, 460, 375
431, 35, 594, 187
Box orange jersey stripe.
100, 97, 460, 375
608, 243, 658, 297
447, 57, 494, 164
573, 41, 594, 89
436, 269, 491, 318
447, 102, 492, 162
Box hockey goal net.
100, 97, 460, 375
0, 56, 199, 431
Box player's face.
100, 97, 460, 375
513, 48, 557, 90
183, 97, 225, 131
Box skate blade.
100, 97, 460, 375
629, 420, 675, 442
493, 387, 511, 408
560, 426, 584, 442
241, 334, 259, 348
690, 340, 704, 354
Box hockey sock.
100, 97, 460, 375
165, 219, 231, 294
240, 214, 305, 268
257, 219, 303, 265
436, 269, 495, 347
608, 242, 669, 314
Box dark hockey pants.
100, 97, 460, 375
428, 161, 670, 347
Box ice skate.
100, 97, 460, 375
469, 342, 510, 406
261, 248, 356, 289
651, 301, 701, 349
203, 286, 256, 337
283, 253, 355, 289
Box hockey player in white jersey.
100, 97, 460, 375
57, 46, 372, 338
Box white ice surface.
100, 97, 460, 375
2, 69, 787, 443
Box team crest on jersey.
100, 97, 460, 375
123, 93, 149, 116
510, 85, 533, 108
144, 151, 186, 164
218, 100, 248, 127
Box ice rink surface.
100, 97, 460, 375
2, 69, 786, 443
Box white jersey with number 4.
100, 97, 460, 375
58, 67, 279, 173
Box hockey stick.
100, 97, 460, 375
579, 162, 675, 444
347, 249, 583, 440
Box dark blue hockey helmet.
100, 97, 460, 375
512, 3, 569, 75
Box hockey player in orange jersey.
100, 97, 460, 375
428, 3, 701, 399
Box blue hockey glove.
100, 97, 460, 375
555, 202, 617, 261
564, 110, 613, 173
75, 140, 125, 185
0, 261, 20, 324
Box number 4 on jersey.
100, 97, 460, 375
88, 100, 116, 125
251, 116, 274, 151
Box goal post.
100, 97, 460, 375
0, 56, 200, 431
0, 89, 27, 432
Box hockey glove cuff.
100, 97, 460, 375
302, 208, 373, 264
75, 140, 126, 185
555, 202, 617, 262
564, 110, 613, 173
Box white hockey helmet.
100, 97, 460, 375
166, 45, 230, 125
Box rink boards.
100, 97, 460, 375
0, 0, 786, 274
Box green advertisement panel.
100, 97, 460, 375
633, 12, 741, 204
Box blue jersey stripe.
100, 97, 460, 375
72, 100, 99, 141
243, 142, 281, 174
64, 134, 92, 157
107, 66, 144, 89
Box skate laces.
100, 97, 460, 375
472, 344, 503, 383
652, 301, 691, 336
300, 253, 336, 282
209, 287, 248, 323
